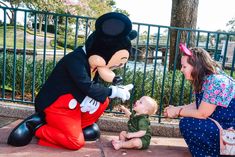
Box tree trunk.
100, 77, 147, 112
9, 1, 19, 25
10, 11, 14, 25
0, 1, 14, 25
169, 0, 199, 70
38, 15, 44, 34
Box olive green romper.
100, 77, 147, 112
127, 111, 151, 149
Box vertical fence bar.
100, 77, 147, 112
42, 13, 48, 85
158, 28, 170, 123
151, 27, 161, 97
196, 31, 200, 47
74, 17, 79, 48
205, 32, 210, 49
31, 12, 37, 102
122, 63, 127, 85
214, 33, 220, 60
12, 9, 17, 100
222, 35, 229, 68
63, 16, 68, 56
21, 11, 27, 101
230, 48, 235, 77
1, 8, 7, 99
84, 18, 89, 41
179, 62, 185, 106
169, 30, 181, 105
53, 15, 58, 68
141, 25, 151, 96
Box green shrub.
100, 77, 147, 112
0, 54, 54, 96
56, 35, 85, 50
110, 66, 193, 109
0, 54, 193, 111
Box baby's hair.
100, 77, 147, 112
186, 47, 221, 92
144, 96, 158, 115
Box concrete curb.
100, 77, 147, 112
0, 102, 181, 138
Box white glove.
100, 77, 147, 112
109, 84, 134, 102
80, 96, 100, 114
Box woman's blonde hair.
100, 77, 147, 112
186, 47, 221, 92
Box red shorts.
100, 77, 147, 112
35, 94, 109, 150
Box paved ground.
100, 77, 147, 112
0, 116, 191, 157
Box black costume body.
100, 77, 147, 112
35, 46, 111, 113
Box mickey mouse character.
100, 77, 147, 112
7, 12, 137, 150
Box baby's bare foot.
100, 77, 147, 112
112, 140, 122, 150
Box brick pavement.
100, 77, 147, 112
0, 116, 191, 157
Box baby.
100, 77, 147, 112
112, 96, 158, 150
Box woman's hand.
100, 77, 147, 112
164, 106, 182, 118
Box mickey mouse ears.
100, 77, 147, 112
95, 12, 133, 38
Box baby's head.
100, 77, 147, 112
133, 96, 158, 115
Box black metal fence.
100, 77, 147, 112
1, 6, 235, 122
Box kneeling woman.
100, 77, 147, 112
164, 45, 235, 157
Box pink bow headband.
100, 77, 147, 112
179, 43, 193, 57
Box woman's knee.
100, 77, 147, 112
179, 117, 195, 134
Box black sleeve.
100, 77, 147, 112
65, 54, 111, 103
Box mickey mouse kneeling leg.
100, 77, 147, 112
34, 94, 109, 149
7, 112, 100, 147
7, 113, 45, 147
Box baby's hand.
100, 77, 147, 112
119, 105, 131, 118
120, 105, 126, 110
119, 105, 126, 112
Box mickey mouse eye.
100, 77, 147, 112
119, 63, 124, 68
121, 57, 128, 63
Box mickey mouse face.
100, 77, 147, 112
85, 12, 137, 83
107, 49, 129, 70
